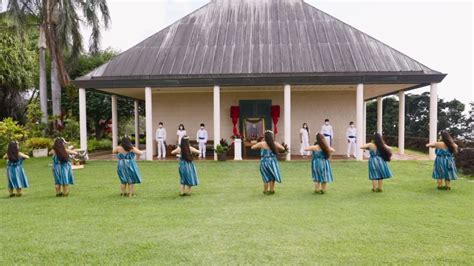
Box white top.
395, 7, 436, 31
321, 124, 333, 137
299, 128, 309, 141
196, 129, 208, 142
177, 129, 187, 144
155, 127, 167, 141
346, 127, 357, 139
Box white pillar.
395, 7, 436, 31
134, 100, 140, 148
234, 138, 242, 160
284, 84, 291, 161
429, 83, 438, 160
363, 101, 367, 145
39, 47, 48, 123
145, 87, 153, 161
79, 88, 87, 150
356, 84, 364, 161
398, 91, 405, 155
111, 95, 118, 150
213, 85, 221, 161
377, 97, 383, 134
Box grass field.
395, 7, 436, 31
0, 158, 473, 264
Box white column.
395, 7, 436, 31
284, 84, 291, 161
234, 138, 242, 160
377, 97, 383, 134
398, 91, 405, 155
356, 84, 364, 161
429, 83, 438, 160
145, 87, 153, 161
111, 95, 118, 150
134, 100, 140, 148
39, 47, 48, 123
363, 101, 367, 145
213, 85, 221, 161
79, 88, 87, 150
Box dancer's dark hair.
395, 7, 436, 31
53, 138, 69, 163
180, 136, 193, 162
7, 141, 19, 163
440, 130, 458, 154
264, 131, 278, 155
373, 133, 392, 161
121, 136, 134, 152
316, 133, 331, 159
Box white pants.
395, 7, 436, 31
157, 140, 166, 158
347, 138, 356, 157
324, 135, 332, 147
300, 139, 310, 156
198, 140, 206, 157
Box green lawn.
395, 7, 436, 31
1, 158, 473, 264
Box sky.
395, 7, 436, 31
81, 0, 473, 107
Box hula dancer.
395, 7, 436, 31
171, 136, 200, 196
300, 123, 310, 158
251, 130, 284, 195
4, 141, 30, 197
113, 136, 143, 197
305, 133, 335, 194
49, 138, 77, 197
426, 130, 458, 190
361, 133, 393, 192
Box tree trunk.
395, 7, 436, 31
51, 57, 61, 116
39, 25, 48, 123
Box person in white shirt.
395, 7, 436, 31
299, 123, 310, 157
196, 123, 208, 158
321, 119, 334, 147
155, 122, 167, 159
346, 121, 357, 158
177, 124, 187, 145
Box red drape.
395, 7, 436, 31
230, 106, 240, 135
271, 105, 280, 135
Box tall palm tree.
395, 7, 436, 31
8, 0, 110, 118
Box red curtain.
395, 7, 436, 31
230, 106, 240, 135
271, 105, 280, 135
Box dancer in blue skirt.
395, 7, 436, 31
171, 136, 200, 196
251, 130, 285, 195
49, 138, 77, 197
426, 130, 458, 190
361, 133, 393, 192
305, 133, 335, 194
3, 141, 30, 197
113, 136, 143, 197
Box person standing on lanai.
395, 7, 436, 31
426, 130, 458, 191
177, 124, 187, 145
361, 133, 393, 192
251, 130, 285, 195
346, 121, 357, 158
155, 122, 167, 159
321, 119, 334, 147
171, 136, 200, 196
196, 123, 208, 159
300, 122, 310, 158
4, 141, 30, 197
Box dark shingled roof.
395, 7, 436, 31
74, 0, 446, 88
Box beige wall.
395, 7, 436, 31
151, 88, 356, 155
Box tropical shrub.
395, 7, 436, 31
88, 138, 112, 152
24, 137, 53, 150
0, 117, 27, 156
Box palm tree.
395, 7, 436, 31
7, 0, 110, 119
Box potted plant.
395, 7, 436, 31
215, 144, 229, 161
26, 137, 52, 157
277, 142, 290, 161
